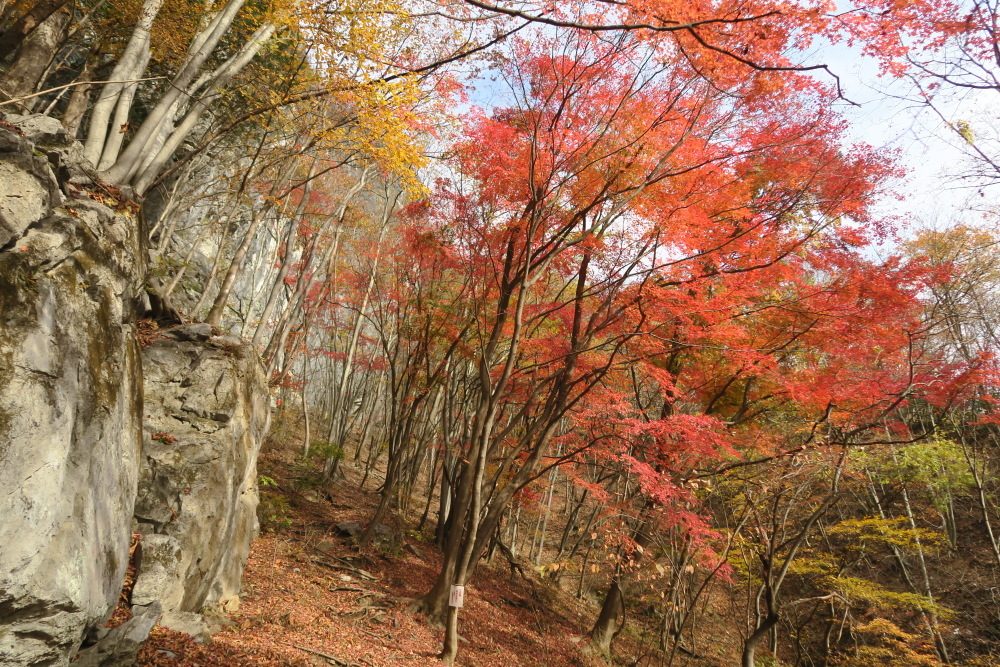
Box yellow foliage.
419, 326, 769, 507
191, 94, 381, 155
122, 0, 433, 193
786, 552, 837, 576
826, 516, 945, 553
954, 120, 975, 145
961, 658, 1000, 666
905, 225, 1000, 286
211, 0, 433, 193
148, 0, 204, 69
829, 576, 954, 620
833, 618, 943, 667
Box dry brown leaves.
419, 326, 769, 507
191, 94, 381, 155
135, 442, 606, 667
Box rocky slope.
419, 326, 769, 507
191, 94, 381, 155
0, 115, 146, 667
0, 114, 270, 666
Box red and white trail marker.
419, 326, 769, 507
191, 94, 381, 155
449, 585, 465, 608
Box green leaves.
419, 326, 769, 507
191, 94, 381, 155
855, 439, 974, 512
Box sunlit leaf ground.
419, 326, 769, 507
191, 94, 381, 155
127, 420, 651, 667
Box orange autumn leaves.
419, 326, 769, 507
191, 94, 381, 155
391, 26, 980, 514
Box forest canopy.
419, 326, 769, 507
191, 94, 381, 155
2, 0, 999, 664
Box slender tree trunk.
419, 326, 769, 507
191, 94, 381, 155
205, 206, 273, 327
742, 457, 845, 667
557, 489, 587, 559
435, 454, 454, 545
163, 219, 214, 298
205, 155, 309, 329
149, 158, 199, 251
102, 0, 248, 184
255, 168, 368, 346
353, 382, 380, 461
250, 187, 313, 345
0, 0, 67, 60
417, 447, 440, 531
742, 610, 779, 667
533, 468, 556, 565
956, 427, 1000, 565
0, 9, 70, 103
577, 536, 594, 599
897, 479, 950, 663
82, 0, 163, 166
191, 230, 229, 317
131, 22, 277, 193
301, 352, 311, 458
246, 156, 320, 345
323, 192, 393, 473
96, 49, 154, 171
61, 60, 94, 137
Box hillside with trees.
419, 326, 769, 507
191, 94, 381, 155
2, 0, 1000, 665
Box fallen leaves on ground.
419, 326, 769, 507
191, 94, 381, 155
136, 443, 607, 667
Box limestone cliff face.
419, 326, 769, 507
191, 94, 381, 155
0, 114, 271, 665
0, 116, 145, 666
131, 324, 269, 634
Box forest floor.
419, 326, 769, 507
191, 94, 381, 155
130, 413, 742, 667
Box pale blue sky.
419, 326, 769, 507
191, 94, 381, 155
817, 39, 997, 233
456, 23, 997, 244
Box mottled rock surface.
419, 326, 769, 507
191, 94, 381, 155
71, 602, 162, 667
132, 325, 269, 626
0, 116, 145, 666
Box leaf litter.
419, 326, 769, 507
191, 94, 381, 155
134, 441, 609, 667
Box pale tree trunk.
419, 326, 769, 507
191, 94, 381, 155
250, 210, 300, 344
0, 9, 70, 104
148, 156, 199, 249
464, 419, 563, 575
189, 122, 277, 317
204, 202, 272, 327
251, 159, 324, 346
420, 359, 550, 625
436, 456, 455, 543
351, 382, 379, 462
131, 21, 277, 194
259, 168, 371, 357
204, 156, 304, 327
82, 0, 163, 166
323, 188, 397, 476
103, 0, 248, 184
418, 446, 441, 531
163, 219, 215, 299
301, 351, 311, 458
532, 467, 557, 565
61, 60, 93, 137
95, 45, 153, 170
191, 233, 229, 317
263, 216, 346, 375
954, 422, 1000, 566
0, 0, 67, 60
894, 456, 950, 663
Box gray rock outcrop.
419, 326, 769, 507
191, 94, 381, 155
70, 602, 162, 667
131, 324, 269, 634
0, 115, 145, 665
